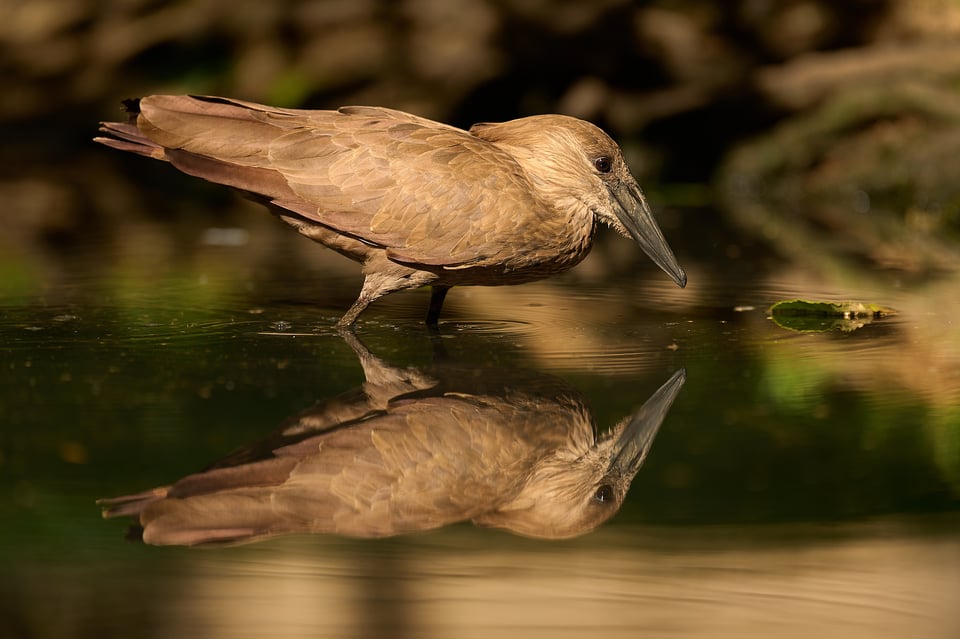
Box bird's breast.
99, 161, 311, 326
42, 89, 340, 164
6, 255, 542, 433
440, 208, 596, 285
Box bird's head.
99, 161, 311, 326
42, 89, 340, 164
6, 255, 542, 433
473, 443, 634, 540
473, 368, 686, 540
471, 115, 686, 288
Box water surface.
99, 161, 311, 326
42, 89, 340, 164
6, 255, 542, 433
2, 210, 958, 638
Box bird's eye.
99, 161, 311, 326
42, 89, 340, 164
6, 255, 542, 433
593, 485, 614, 503
594, 156, 612, 173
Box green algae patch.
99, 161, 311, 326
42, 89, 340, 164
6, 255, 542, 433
769, 300, 896, 333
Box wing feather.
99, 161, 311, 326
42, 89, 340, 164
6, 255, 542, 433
133, 95, 545, 268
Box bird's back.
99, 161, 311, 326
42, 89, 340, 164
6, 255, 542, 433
98, 96, 595, 278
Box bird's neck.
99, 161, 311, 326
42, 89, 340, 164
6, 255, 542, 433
521, 195, 597, 273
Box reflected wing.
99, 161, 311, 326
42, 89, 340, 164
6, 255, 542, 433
131, 96, 543, 268
118, 396, 535, 545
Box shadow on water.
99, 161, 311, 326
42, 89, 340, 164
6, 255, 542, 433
99, 332, 685, 545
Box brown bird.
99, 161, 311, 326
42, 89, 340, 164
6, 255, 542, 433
95, 95, 686, 327
99, 333, 686, 545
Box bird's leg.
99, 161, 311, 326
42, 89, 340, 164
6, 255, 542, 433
426, 286, 450, 327
335, 299, 369, 331
337, 272, 402, 330
338, 271, 434, 330
336, 287, 379, 331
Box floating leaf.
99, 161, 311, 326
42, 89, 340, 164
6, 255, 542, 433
768, 299, 896, 333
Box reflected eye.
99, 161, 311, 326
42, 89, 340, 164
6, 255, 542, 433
594, 156, 612, 173
593, 485, 614, 503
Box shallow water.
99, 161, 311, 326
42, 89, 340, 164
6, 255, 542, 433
2, 209, 959, 637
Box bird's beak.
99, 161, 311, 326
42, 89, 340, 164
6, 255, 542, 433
610, 180, 687, 288
606, 368, 686, 480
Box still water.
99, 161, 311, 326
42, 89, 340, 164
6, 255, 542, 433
2, 207, 959, 637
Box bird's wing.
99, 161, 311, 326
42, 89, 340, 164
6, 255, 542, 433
272, 397, 531, 535
128, 394, 539, 545
136, 95, 545, 268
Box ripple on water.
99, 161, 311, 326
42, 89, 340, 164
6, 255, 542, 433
2, 304, 338, 349
421, 284, 689, 375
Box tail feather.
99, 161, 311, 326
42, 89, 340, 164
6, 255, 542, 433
97, 486, 170, 519
94, 120, 166, 160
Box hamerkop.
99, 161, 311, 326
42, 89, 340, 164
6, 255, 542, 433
99, 333, 686, 545
96, 95, 686, 327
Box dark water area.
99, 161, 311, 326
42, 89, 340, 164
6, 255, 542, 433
2, 188, 958, 636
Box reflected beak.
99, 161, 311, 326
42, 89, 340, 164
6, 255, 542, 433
607, 368, 686, 480
611, 180, 687, 288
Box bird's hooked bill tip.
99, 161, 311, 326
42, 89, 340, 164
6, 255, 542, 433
673, 267, 688, 288
651, 254, 686, 289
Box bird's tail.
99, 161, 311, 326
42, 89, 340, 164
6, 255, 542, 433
97, 486, 170, 519
93, 99, 167, 161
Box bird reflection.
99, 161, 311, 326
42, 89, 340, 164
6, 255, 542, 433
100, 335, 685, 546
